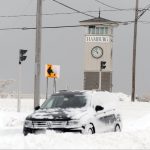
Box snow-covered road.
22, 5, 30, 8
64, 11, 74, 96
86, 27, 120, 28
0, 93, 150, 149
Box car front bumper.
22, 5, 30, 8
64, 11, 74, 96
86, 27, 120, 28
23, 126, 83, 135
23, 119, 84, 135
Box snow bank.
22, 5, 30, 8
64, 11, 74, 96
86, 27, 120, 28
125, 113, 150, 132
112, 92, 131, 102
0, 130, 150, 149
0, 93, 150, 149
0, 111, 27, 128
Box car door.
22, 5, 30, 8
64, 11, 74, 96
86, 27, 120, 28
94, 110, 107, 133
102, 114, 116, 132
91, 93, 108, 133
92, 93, 117, 133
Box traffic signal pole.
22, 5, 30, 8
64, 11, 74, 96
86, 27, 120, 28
99, 68, 102, 91
34, 0, 42, 109
99, 61, 106, 91
17, 64, 21, 112
17, 49, 28, 112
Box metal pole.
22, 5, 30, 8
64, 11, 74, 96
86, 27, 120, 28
55, 78, 56, 93
131, 0, 139, 102
46, 77, 48, 99
99, 70, 102, 91
53, 78, 56, 93
17, 64, 21, 112
99, 62, 102, 91
34, 0, 42, 108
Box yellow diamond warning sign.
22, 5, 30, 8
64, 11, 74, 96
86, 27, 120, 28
45, 64, 60, 78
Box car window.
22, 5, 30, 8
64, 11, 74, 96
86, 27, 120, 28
41, 94, 87, 109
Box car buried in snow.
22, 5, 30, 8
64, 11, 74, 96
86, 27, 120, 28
23, 90, 122, 135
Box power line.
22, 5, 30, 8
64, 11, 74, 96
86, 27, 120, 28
0, 12, 80, 18
10, 0, 34, 28
140, 20, 150, 24
95, 0, 124, 11
0, 10, 132, 18
0, 25, 81, 31
0, 14, 35, 18
0, 1, 149, 19
51, 0, 95, 18
138, 4, 150, 20
0, 7, 149, 19
0, 27, 24, 31
101, 8, 138, 12
1, 20, 150, 31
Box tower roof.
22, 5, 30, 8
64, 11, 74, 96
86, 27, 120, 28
80, 17, 119, 27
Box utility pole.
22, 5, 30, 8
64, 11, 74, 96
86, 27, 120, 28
131, 0, 139, 102
34, 0, 42, 108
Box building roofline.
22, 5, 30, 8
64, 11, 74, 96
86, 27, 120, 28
80, 17, 119, 27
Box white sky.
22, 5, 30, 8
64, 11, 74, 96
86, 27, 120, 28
0, 0, 150, 96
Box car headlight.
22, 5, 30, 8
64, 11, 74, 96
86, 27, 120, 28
67, 120, 80, 127
24, 120, 33, 128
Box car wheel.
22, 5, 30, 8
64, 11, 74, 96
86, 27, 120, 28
82, 124, 94, 134
23, 127, 30, 136
114, 124, 121, 132
23, 130, 28, 136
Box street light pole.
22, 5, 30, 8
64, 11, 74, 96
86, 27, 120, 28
34, 0, 42, 108
131, 0, 139, 102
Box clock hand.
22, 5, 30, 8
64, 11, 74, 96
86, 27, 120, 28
93, 49, 98, 54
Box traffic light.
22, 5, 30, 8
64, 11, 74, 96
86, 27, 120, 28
19, 49, 28, 64
101, 61, 106, 70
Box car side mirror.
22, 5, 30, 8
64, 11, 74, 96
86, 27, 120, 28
34, 106, 40, 111
95, 105, 104, 112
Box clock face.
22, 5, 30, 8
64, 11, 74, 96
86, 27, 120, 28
91, 46, 103, 59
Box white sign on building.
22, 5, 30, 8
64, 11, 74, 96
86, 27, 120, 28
86, 36, 110, 43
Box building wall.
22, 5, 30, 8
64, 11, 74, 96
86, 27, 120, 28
84, 37, 113, 72
83, 27, 113, 91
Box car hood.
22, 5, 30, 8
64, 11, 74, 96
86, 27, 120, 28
27, 107, 89, 121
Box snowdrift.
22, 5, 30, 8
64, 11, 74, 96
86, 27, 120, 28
0, 92, 150, 149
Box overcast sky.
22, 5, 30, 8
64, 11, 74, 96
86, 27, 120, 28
0, 0, 150, 96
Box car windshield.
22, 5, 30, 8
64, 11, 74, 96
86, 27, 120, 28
41, 94, 87, 109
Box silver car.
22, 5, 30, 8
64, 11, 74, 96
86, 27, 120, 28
23, 90, 122, 135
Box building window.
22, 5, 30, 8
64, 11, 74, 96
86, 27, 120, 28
88, 26, 108, 35
96, 27, 99, 34
111, 28, 113, 35
104, 27, 108, 34
89, 26, 95, 34
100, 27, 104, 34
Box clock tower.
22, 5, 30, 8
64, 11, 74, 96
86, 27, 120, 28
80, 15, 118, 91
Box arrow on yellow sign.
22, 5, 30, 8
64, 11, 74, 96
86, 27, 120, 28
45, 64, 60, 78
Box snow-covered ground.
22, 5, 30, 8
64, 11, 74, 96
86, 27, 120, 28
0, 93, 150, 149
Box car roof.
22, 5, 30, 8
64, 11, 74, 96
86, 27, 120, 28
52, 90, 112, 97
52, 90, 85, 96
52, 90, 99, 96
